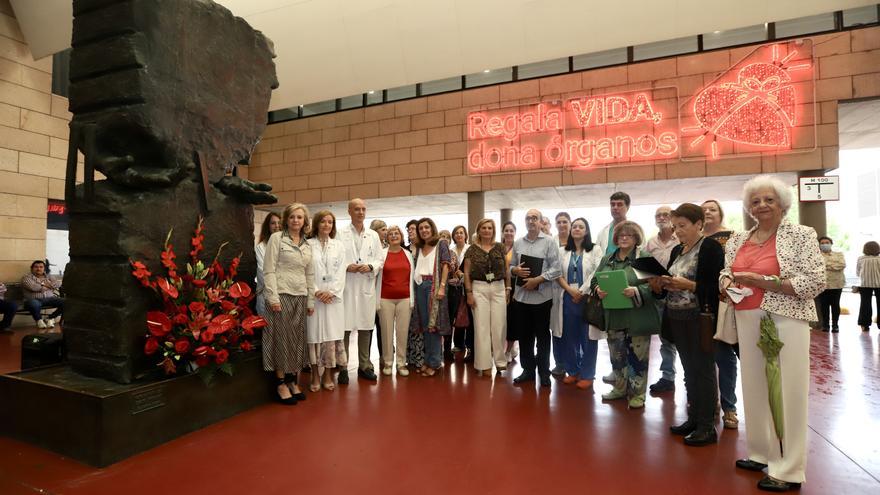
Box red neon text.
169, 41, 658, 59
47, 204, 66, 215
569, 93, 662, 128
467, 103, 562, 141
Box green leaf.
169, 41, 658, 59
219, 362, 234, 376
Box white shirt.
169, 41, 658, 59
415, 245, 437, 284
645, 232, 679, 268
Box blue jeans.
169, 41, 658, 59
1, 299, 17, 329
658, 337, 677, 381
715, 341, 739, 412
561, 293, 597, 379
24, 297, 63, 321
416, 280, 443, 368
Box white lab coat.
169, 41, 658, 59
306, 237, 347, 344
551, 245, 603, 338
339, 224, 384, 331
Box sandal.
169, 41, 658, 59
322, 381, 335, 391
275, 378, 297, 405
422, 368, 437, 377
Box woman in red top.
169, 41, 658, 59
377, 226, 414, 376
720, 175, 824, 492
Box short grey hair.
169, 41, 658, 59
742, 175, 793, 218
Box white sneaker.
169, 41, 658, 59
37, 319, 48, 329
382, 366, 392, 376
46, 318, 55, 328
397, 366, 409, 377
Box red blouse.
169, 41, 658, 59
731, 235, 780, 310
382, 250, 411, 299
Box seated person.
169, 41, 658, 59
0, 282, 17, 333
21, 260, 63, 329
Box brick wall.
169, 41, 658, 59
246, 27, 880, 207
0, 1, 71, 282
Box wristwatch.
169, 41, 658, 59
762, 275, 782, 288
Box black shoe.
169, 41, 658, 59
275, 380, 298, 406
683, 428, 717, 446
550, 365, 565, 377
757, 476, 801, 492
736, 459, 768, 472
669, 420, 697, 436
540, 376, 551, 387
831, 326, 839, 333
292, 392, 306, 401
821, 327, 830, 332
513, 373, 535, 384
649, 378, 675, 393
358, 368, 378, 381
463, 349, 474, 362
338, 369, 350, 385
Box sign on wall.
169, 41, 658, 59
798, 176, 839, 201
467, 40, 815, 175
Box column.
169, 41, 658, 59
796, 170, 827, 236
500, 208, 512, 226
467, 191, 485, 237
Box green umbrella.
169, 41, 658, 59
757, 313, 785, 456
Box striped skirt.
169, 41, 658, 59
262, 294, 308, 373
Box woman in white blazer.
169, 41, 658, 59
555, 218, 603, 389
306, 210, 348, 392
376, 226, 416, 376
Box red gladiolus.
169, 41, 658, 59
161, 246, 177, 278
189, 302, 206, 314
190, 217, 205, 261
144, 337, 159, 355
146, 311, 172, 337
205, 288, 222, 303
174, 339, 190, 354
211, 261, 225, 281
191, 279, 208, 288
130, 260, 152, 287
229, 257, 240, 279
196, 355, 210, 367
240, 341, 252, 352
228, 281, 251, 299
215, 349, 229, 364
157, 278, 179, 299
241, 315, 267, 331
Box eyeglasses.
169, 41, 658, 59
525, 216, 540, 222
618, 233, 635, 239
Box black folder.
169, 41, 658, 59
631, 256, 670, 278
515, 254, 544, 286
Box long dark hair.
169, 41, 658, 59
564, 217, 594, 252
258, 212, 281, 244
414, 217, 440, 248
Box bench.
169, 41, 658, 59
2, 283, 60, 324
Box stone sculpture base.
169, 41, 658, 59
0, 351, 269, 467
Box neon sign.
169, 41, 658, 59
467, 89, 681, 173
467, 40, 814, 175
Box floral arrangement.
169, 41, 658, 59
130, 216, 266, 379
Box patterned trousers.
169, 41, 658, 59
606, 328, 650, 400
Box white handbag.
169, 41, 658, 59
714, 300, 737, 344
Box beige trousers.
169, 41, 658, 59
735, 309, 810, 484
378, 298, 411, 368
472, 281, 507, 370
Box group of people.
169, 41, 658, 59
252, 174, 875, 492
0, 260, 64, 334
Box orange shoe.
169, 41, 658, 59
563, 375, 578, 385
576, 379, 594, 390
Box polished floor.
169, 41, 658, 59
0, 293, 878, 494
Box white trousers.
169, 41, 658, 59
735, 309, 810, 483
472, 281, 507, 370
378, 298, 410, 368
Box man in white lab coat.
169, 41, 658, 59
339, 198, 384, 383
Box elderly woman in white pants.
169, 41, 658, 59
376, 226, 415, 376
720, 175, 824, 492
464, 218, 511, 376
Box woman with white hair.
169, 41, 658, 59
720, 175, 824, 492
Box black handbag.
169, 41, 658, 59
582, 293, 605, 330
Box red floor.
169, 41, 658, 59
0, 293, 878, 494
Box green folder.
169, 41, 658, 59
596, 270, 634, 309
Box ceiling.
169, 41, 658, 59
264, 172, 797, 219
10, 0, 876, 111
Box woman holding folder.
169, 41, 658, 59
590, 221, 660, 409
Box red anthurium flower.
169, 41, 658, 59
241, 315, 267, 331
193, 345, 210, 356
200, 329, 215, 343
228, 281, 251, 299
220, 300, 236, 312
242, 327, 254, 336
215, 349, 229, 364
146, 311, 172, 337
189, 302, 206, 314
173, 314, 189, 325
174, 339, 190, 354
240, 341, 252, 352
144, 337, 160, 355
211, 314, 236, 333
157, 278, 179, 299
191, 279, 208, 288
196, 355, 210, 367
